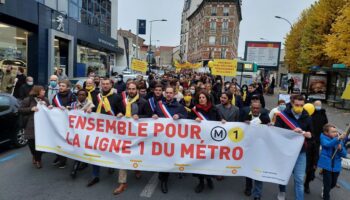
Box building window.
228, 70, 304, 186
209, 36, 216, 45
223, 7, 229, 16
77, 45, 109, 77
221, 36, 229, 45
221, 48, 226, 59
222, 20, 229, 31
57, 0, 68, 14
210, 21, 216, 31
69, 1, 80, 20
0, 22, 29, 76
211, 6, 217, 16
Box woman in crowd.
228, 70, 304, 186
19, 85, 49, 169
189, 90, 222, 193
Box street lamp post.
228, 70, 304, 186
148, 19, 167, 73
275, 16, 292, 28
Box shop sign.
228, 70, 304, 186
333, 64, 346, 69
98, 38, 115, 48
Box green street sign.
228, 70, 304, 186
332, 64, 346, 69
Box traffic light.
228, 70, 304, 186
137, 19, 146, 35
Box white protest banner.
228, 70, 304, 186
34, 105, 304, 185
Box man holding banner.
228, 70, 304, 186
152, 85, 187, 193
87, 78, 125, 187
275, 95, 313, 200
240, 101, 270, 200
113, 81, 153, 195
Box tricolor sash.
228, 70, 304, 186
148, 97, 156, 112
158, 101, 172, 118
53, 95, 63, 108
277, 111, 300, 130
97, 94, 115, 116
70, 102, 78, 110
192, 107, 208, 121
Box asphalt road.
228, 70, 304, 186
1, 93, 350, 200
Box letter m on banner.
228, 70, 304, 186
137, 19, 146, 35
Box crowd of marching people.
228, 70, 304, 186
1, 67, 349, 200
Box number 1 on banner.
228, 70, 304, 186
228, 128, 244, 143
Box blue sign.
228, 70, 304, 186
137, 19, 146, 35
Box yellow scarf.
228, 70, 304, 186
231, 94, 236, 106
86, 86, 95, 102
125, 94, 139, 118
242, 91, 247, 102
96, 90, 114, 114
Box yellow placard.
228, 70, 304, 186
211, 59, 238, 76
131, 59, 148, 73
341, 82, 350, 100
175, 60, 202, 69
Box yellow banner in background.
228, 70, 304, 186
131, 59, 148, 73
211, 59, 238, 77
341, 82, 350, 100
174, 60, 202, 69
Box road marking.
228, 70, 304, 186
0, 153, 19, 163
140, 173, 159, 198
338, 179, 350, 191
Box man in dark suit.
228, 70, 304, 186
240, 101, 270, 200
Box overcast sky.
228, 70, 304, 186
118, 0, 317, 57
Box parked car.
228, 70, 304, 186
0, 93, 27, 147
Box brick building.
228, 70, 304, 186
186, 0, 242, 64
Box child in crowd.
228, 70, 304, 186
317, 124, 348, 200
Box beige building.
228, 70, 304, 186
155, 46, 175, 68
185, 0, 242, 64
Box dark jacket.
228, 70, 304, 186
234, 94, 244, 109
13, 74, 26, 98
239, 106, 269, 121
244, 91, 265, 108
114, 81, 126, 94
92, 90, 125, 115
216, 104, 239, 122
311, 109, 328, 143
129, 97, 153, 118
239, 108, 270, 124
19, 96, 49, 139
86, 88, 100, 103
317, 133, 347, 172
18, 84, 33, 100
275, 108, 313, 152
52, 91, 76, 107
189, 105, 222, 121
154, 98, 187, 119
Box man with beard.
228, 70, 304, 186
152, 86, 187, 193
147, 83, 164, 113
240, 101, 270, 200
216, 91, 240, 122
87, 78, 125, 187
113, 81, 153, 195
